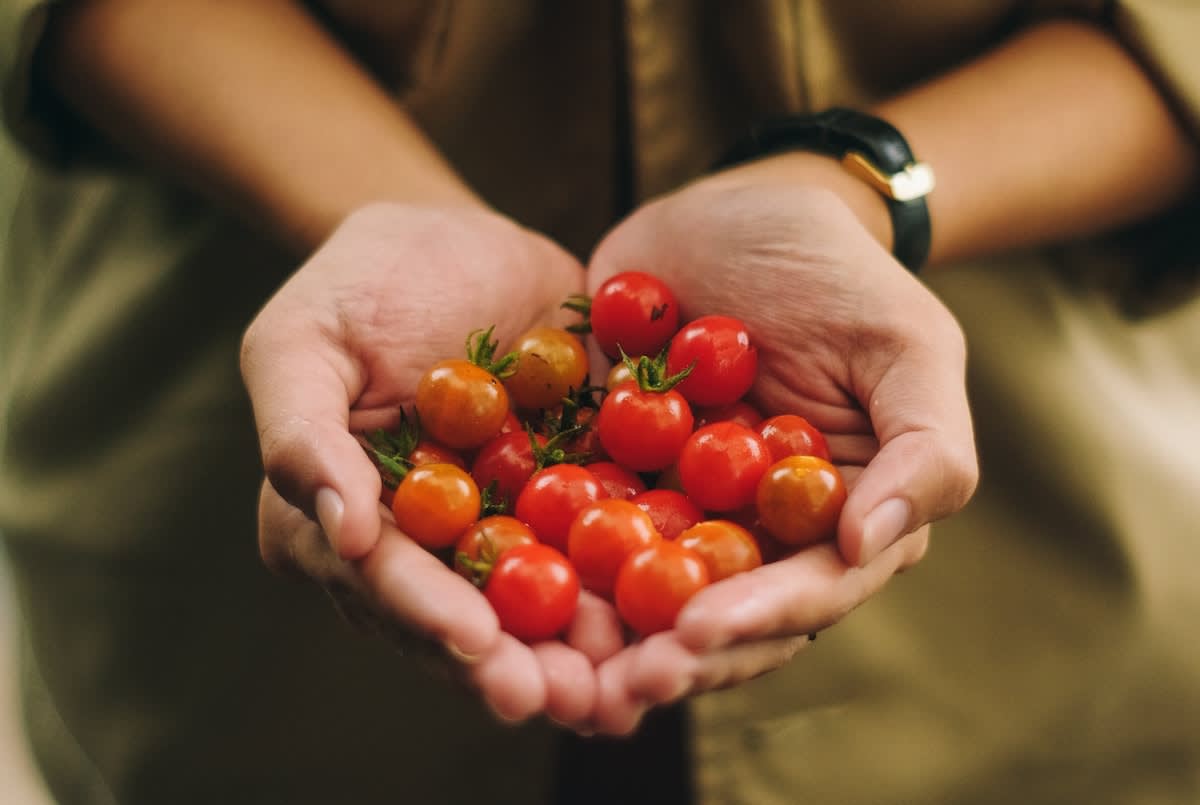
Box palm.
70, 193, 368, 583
580, 179, 976, 734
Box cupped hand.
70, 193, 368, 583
584, 167, 979, 733
241, 202, 619, 726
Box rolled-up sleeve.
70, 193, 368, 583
1110, 0, 1200, 141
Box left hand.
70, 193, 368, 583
582, 164, 978, 734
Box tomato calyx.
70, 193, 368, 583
539, 386, 603, 437
466, 325, 520, 379
526, 422, 591, 470
561, 293, 592, 335
455, 534, 503, 588
619, 346, 695, 394
366, 409, 422, 487
479, 480, 508, 517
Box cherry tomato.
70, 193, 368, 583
454, 515, 538, 586
591, 271, 681, 359
568, 499, 661, 597
391, 463, 481, 549
503, 327, 589, 411
514, 464, 608, 551
471, 430, 548, 508
676, 520, 763, 582
585, 461, 647, 500
379, 441, 465, 508
416, 359, 510, 450
605, 361, 635, 391
756, 455, 847, 546
499, 410, 522, 435
726, 505, 790, 564
485, 543, 580, 643
597, 381, 693, 472
666, 315, 757, 407
632, 489, 704, 540
694, 400, 763, 430
654, 462, 684, 492
678, 422, 771, 512
615, 541, 709, 636
758, 414, 831, 462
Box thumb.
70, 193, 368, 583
241, 311, 382, 561
839, 334, 979, 567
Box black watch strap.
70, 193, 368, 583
718, 108, 934, 273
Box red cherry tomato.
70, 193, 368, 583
514, 464, 608, 551
408, 441, 465, 468
591, 271, 681, 360
676, 520, 763, 582
585, 461, 647, 500
615, 541, 709, 635
632, 489, 703, 540
756, 456, 847, 547
471, 430, 548, 507
568, 499, 662, 598
678, 422, 771, 512
499, 410, 522, 435
503, 327, 589, 412
666, 315, 757, 407
596, 381, 693, 472
391, 463, 481, 549
416, 359, 511, 450
485, 543, 580, 643
758, 414, 831, 462
454, 515, 538, 586
693, 400, 763, 430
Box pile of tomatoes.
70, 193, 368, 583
367, 272, 846, 643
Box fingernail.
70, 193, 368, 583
486, 700, 528, 726
443, 639, 483, 666
858, 498, 911, 566
315, 487, 344, 553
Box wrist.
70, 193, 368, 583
712, 151, 894, 251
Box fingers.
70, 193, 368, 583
534, 641, 597, 727
673, 531, 929, 652
566, 592, 626, 665
466, 633, 548, 723
242, 302, 382, 561
840, 332, 978, 567
626, 632, 809, 704
591, 633, 809, 736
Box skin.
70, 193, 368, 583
40, 1, 1199, 737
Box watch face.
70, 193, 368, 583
889, 162, 936, 202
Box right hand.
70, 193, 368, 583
241, 203, 620, 725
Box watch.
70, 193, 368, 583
717, 108, 935, 273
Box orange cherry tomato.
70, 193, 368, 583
391, 463, 481, 549
454, 515, 538, 586
567, 499, 661, 598
755, 456, 847, 547
605, 361, 636, 391
415, 359, 510, 450
615, 541, 709, 636
676, 520, 763, 582
503, 327, 589, 411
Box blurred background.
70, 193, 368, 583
0, 133, 54, 803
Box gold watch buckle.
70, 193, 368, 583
841, 151, 935, 202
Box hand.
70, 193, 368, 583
584, 167, 978, 733
241, 202, 614, 725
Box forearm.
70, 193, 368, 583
39, 0, 479, 252
738, 19, 1199, 268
